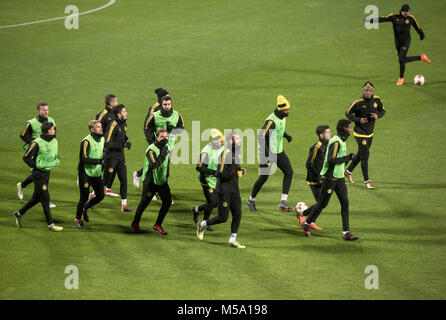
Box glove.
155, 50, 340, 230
420, 32, 425, 40
259, 162, 271, 168
124, 141, 132, 150
209, 169, 218, 176
348, 153, 355, 160
284, 132, 292, 143
166, 121, 174, 133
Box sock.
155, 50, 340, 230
48, 223, 54, 228
122, 199, 127, 205
92, 190, 96, 196
229, 233, 237, 243
200, 220, 207, 228
195, 207, 199, 213
343, 231, 349, 235
281, 194, 288, 201
249, 196, 255, 201
364, 180, 370, 184
346, 169, 352, 174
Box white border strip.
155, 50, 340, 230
0, 0, 116, 29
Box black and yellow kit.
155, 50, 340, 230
143, 101, 162, 143
133, 139, 171, 226
103, 118, 131, 199
18, 133, 59, 226
251, 107, 293, 199
345, 94, 385, 182
134, 100, 163, 178
304, 128, 354, 231
95, 106, 114, 133
76, 132, 105, 220
370, 7, 425, 78
305, 138, 328, 201
206, 144, 243, 234
195, 142, 224, 220
19, 115, 56, 189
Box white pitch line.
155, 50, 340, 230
0, 0, 116, 29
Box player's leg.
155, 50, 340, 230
103, 157, 119, 196
358, 137, 374, 188
36, 172, 61, 231
228, 192, 245, 248
345, 136, 362, 181
15, 172, 41, 225
276, 152, 294, 211
152, 183, 171, 234
132, 183, 153, 227
310, 184, 321, 202
20, 174, 33, 189
116, 160, 133, 212
302, 179, 335, 236
85, 177, 105, 210
75, 171, 89, 227
197, 192, 229, 240
334, 179, 358, 241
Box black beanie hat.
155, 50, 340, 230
41, 122, 54, 134
400, 4, 410, 12
362, 81, 375, 90
155, 88, 169, 100
336, 119, 351, 134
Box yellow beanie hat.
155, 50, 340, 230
277, 95, 290, 110
211, 129, 224, 142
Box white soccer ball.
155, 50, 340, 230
295, 202, 308, 215
414, 74, 425, 85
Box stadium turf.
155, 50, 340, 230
0, 0, 445, 299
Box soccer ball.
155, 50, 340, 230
295, 202, 308, 215
414, 74, 425, 86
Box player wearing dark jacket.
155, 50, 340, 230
95, 94, 119, 196
17, 101, 57, 208
74, 120, 106, 228
365, 4, 431, 85
14, 122, 63, 232
103, 104, 134, 212
344, 82, 385, 189
191, 129, 225, 226
131, 128, 172, 235
196, 132, 247, 248
247, 95, 294, 212
133, 88, 170, 186
300, 119, 358, 241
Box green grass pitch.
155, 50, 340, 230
0, 0, 445, 300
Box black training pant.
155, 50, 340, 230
76, 171, 105, 219
347, 136, 373, 182
206, 192, 242, 234
197, 184, 217, 220
395, 37, 421, 78
103, 156, 127, 199
309, 184, 322, 203
304, 178, 350, 232
21, 173, 33, 188
133, 182, 171, 226
251, 151, 293, 198
18, 169, 53, 225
